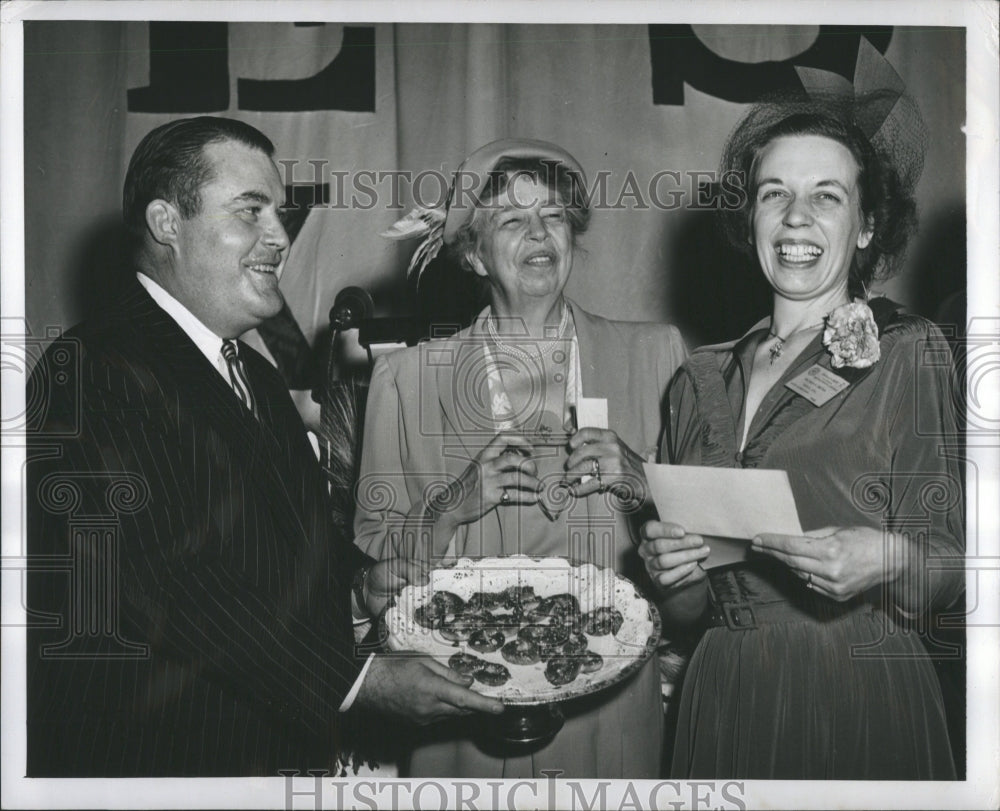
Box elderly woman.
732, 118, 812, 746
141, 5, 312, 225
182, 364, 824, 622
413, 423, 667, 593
354, 139, 686, 777
640, 93, 963, 779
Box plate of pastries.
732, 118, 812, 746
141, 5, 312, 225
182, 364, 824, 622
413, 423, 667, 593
383, 556, 661, 705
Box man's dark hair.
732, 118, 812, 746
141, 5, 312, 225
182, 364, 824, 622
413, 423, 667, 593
122, 116, 275, 237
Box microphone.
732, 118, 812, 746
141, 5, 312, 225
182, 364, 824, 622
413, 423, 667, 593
329, 286, 374, 331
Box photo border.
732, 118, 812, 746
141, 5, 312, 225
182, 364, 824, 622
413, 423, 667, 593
2, 1, 997, 808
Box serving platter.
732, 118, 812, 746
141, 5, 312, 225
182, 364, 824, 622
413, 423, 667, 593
383, 556, 660, 708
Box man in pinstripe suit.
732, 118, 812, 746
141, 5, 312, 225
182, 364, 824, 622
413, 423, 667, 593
26, 117, 501, 776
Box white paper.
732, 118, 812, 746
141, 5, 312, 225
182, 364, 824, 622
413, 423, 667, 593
574, 398, 609, 484
643, 463, 804, 540
696, 536, 754, 568
575, 397, 609, 429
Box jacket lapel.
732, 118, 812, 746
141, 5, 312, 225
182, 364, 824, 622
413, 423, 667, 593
742, 331, 828, 442
739, 302, 901, 467
116, 281, 310, 544
434, 332, 487, 464
686, 321, 830, 467
124, 285, 262, 454
240, 345, 322, 544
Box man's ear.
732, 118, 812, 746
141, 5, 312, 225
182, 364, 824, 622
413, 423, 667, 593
145, 200, 181, 247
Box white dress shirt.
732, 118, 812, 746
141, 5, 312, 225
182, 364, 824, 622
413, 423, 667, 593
136, 272, 372, 711
137, 272, 233, 382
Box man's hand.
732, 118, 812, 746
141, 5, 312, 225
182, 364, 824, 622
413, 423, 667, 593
364, 558, 429, 618
355, 653, 505, 724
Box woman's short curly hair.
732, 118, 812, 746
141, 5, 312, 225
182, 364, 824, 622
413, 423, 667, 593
718, 90, 924, 297
450, 156, 591, 273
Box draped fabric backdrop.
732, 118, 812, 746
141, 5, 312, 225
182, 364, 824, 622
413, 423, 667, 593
24, 23, 965, 368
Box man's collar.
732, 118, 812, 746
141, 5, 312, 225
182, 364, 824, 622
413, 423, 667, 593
136, 272, 225, 371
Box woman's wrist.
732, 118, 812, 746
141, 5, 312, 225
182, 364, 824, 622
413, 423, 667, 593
422, 487, 463, 532
418, 489, 466, 557
424, 508, 460, 540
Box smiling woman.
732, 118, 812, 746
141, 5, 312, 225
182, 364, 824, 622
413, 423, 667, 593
639, 92, 963, 780
463, 173, 576, 310
752, 135, 873, 306
722, 93, 921, 302
354, 139, 688, 778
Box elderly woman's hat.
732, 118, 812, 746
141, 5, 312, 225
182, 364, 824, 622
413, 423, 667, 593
442, 138, 586, 245
381, 138, 586, 282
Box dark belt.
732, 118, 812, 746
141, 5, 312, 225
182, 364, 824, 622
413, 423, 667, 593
705, 565, 872, 631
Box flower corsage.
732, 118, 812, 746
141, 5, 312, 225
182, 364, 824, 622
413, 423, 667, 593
823, 299, 881, 369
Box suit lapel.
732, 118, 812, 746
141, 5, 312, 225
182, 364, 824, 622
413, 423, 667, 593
117, 282, 310, 546
433, 327, 507, 552
240, 345, 322, 545
125, 286, 262, 455
562, 303, 633, 554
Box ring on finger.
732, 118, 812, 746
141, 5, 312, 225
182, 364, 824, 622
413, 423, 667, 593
805, 572, 813, 589
590, 458, 600, 477
500, 489, 510, 505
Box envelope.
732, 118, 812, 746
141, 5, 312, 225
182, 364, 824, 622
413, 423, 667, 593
642, 463, 804, 540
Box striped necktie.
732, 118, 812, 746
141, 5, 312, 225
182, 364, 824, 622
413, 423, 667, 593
220, 340, 258, 418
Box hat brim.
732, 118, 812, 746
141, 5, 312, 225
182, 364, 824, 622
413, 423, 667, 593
442, 138, 586, 245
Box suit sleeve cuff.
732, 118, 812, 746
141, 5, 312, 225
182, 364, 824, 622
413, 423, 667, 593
338, 653, 374, 712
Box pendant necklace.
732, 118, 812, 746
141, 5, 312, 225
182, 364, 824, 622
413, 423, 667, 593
767, 321, 825, 365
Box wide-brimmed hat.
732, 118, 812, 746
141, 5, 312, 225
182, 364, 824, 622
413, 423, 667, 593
381, 138, 586, 283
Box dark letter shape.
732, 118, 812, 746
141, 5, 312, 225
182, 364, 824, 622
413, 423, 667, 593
238, 26, 375, 112
128, 22, 229, 113
649, 24, 892, 105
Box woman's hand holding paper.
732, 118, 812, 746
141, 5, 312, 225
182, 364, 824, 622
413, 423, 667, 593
566, 427, 647, 499
638, 521, 712, 589
751, 526, 909, 602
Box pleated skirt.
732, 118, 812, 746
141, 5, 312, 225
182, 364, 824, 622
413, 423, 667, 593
670, 572, 956, 779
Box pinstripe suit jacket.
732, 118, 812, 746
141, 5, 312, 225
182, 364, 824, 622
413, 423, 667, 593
26, 280, 369, 776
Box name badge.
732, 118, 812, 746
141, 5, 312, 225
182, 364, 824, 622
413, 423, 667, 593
785, 364, 850, 406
